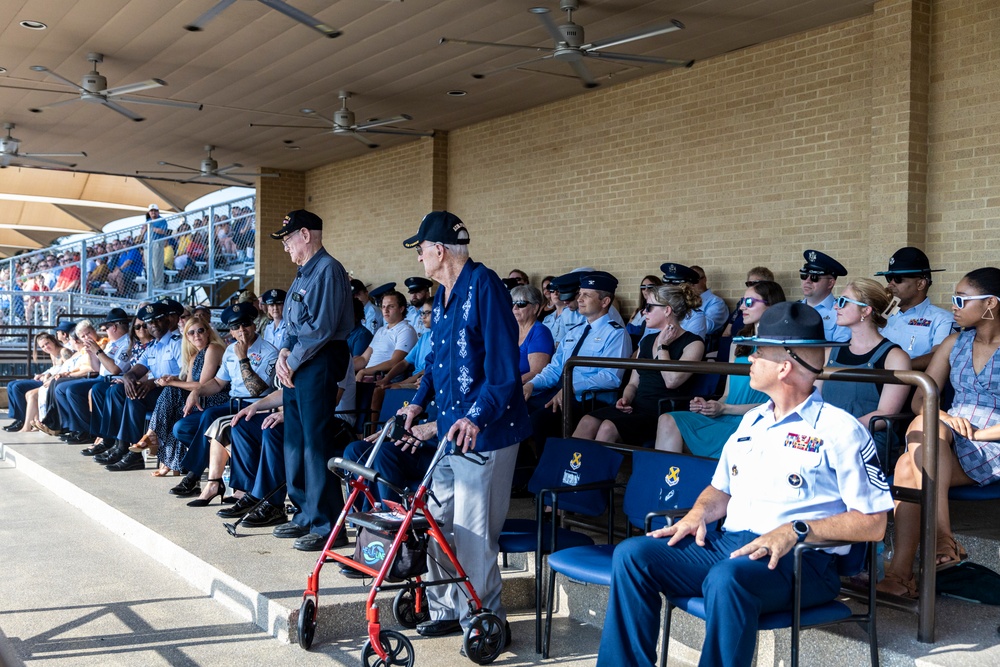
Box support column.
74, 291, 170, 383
254, 168, 305, 294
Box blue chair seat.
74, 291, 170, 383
499, 518, 595, 554
547, 544, 616, 586
671, 595, 853, 631
949, 481, 1000, 501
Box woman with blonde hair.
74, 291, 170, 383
132, 316, 227, 476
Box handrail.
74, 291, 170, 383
561, 355, 940, 643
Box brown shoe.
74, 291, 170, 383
128, 431, 160, 456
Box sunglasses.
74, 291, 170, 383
513, 301, 532, 309
643, 303, 667, 313
800, 273, 828, 282
186, 327, 207, 336
543, 287, 554, 293
741, 297, 768, 308
952, 294, 996, 309
883, 275, 926, 285
229, 322, 255, 331
745, 280, 762, 287
835, 296, 869, 309
639, 284, 657, 290
133, 323, 145, 330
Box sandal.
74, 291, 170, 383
129, 431, 160, 455
32, 419, 61, 437
151, 465, 180, 477
935, 534, 968, 571
876, 571, 918, 599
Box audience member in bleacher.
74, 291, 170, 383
106, 238, 143, 298
799, 249, 850, 343
820, 278, 912, 465
690, 265, 729, 336
404, 277, 433, 335
260, 289, 287, 349
145, 204, 169, 290
377, 297, 434, 390
4, 332, 71, 432
876, 247, 954, 371
655, 281, 784, 457
353, 290, 417, 383
574, 284, 704, 446
598, 301, 892, 667
626, 275, 663, 346
511, 285, 554, 385
54, 255, 81, 292
880, 267, 1000, 599
660, 262, 710, 339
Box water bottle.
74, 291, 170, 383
222, 464, 231, 489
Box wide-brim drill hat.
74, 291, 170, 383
97, 307, 131, 328
875, 247, 944, 276
733, 301, 847, 348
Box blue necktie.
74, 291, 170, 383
569, 324, 592, 357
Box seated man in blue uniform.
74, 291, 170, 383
597, 301, 894, 667
875, 247, 953, 371
799, 249, 850, 342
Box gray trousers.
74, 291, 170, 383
425, 443, 518, 627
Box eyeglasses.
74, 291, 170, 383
800, 273, 828, 282
835, 296, 869, 309
186, 327, 207, 337
639, 284, 657, 290
513, 301, 532, 309
745, 280, 762, 287
952, 294, 997, 309
229, 322, 255, 331
644, 303, 667, 313
280, 228, 303, 248
741, 297, 768, 308
415, 242, 442, 257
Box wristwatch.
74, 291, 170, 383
791, 520, 810, 543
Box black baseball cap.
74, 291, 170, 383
270, 209, 323, 240
403, 211, 470, 249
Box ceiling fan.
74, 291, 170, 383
184, 0, 342, 38
135, 145, 278, 186
0, 122, 87, 169
27, 52, 203, 122
250, 91, 433, 149
441, 0, 694, 89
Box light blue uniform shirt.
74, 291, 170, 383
216, 335, 279, 399
363, 301, 382, 334
879, 298, 954, 359
262, 318, 287, 349
543, 310, 567, 347
136, 329, 182, 378
682, 309, 709, 338
701, 289, 730, 335
405, 332, 433, 375
802, 294, 850, 343
530, 313, 632, 401
102, 334, 132, 376
712, 389, 894, 554
405, 305, 429, 336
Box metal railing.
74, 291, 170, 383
0, 194, 256, 319
562, 356, 941, 643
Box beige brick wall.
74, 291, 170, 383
255, 168, 305, 294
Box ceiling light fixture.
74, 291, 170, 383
0, 68, 7, 75
447, 90, 467, 97
19, 20, 48, 30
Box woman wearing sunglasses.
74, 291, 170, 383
881, 267, 1000, 599
625, 275, 663, 347
573, 284, 704, 445
821, 278, 912, 465
132, 316, 227, 477
511, 285, 554, 385
655, 281, 784, 457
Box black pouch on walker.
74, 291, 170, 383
352, 511, 429, 581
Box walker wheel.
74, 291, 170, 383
392, 588, 429, 629
361, 629, 415, 667
463, 612, 505, 665
297, 598, 317, 650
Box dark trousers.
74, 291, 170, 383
90, 382, 127, 441
176, 404, 235, 477
231, 414, 287, 507
117, 386, 163, 445
53, 377, 101, 433
283, 341, 350, 536
342, 438, 436, 508
527, 388, 612, 453
7, 379, 42, 421
596, 530, 840, 667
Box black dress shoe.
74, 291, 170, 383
417, 619, 463, 637
241, 503, 288, 528
64, 431, 93, 445
339, 564, 367, 579
169, 472, 202, 497
293, 533, 332, 552
106, 451, 145, 471
81, 441, 112, 457
3, 420, 24, 432
95, 442, 128, 465
273, 522, 310, 539
216, 494, 258, 518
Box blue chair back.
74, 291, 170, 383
528, 438, 624, 516
624, 451, 719, 531
378, 388, 417, 423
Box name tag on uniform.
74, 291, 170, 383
737, 436, 751, 442
907, 318, 931, 327
784, 432, 823, 453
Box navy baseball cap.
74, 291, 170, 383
801, 249, 847, 277
405, 277, 433, 293
97, 308, 130, 329
660, 262, 699, 284
369, 282, 396, 299
56, 320, 76, 334
221, 302, 259, 329
261, 289, 286, 305
138, 302, 170, 322
270, 209, 323, 240
403, 211, 470, 249
733, 301, 845, 348
578, 271, 619, 295
875, 247, 943, 277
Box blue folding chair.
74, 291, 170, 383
664, 540, 880, 667
361, 387, 416, 435
498, 437, 624, 653
543, 450, 718, 660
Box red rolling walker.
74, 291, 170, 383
296, 417, 508, 666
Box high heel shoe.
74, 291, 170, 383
186, 478, 226, 507
128, 431, 160, 456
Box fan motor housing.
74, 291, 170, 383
334, 109, 356, 128
82, 73, 108, 93
559, 22, 584, 47
0, 137, 19, 154
200, 158, 218, 174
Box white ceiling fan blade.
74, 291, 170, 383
116, 95, 203, 111
215, 163, 244, 174
219, 171, 277, 177
184, 0, 238, 31
258, 0, 342, 38
28, 97, 80, 114
30, 66, 86, 92
569, 60, 599, 88
530, 8, 566, 44
472, 54, 554, 80
301, 109, 336, 124
586, 19, 685, 52
356, 115, 412, 131
358, 128, 434, 138
105, 79, 166, 97
101, 99, 145, 122
346, 132, 378, 149
215, 173, 254, 186
136, 170, 197, 175
249, 122, 326, 130
586, 51, 694, 67
15, 155, 79, 168
439, 37, 556, 53
21, 151, 88, 158
154, 161, 199, 172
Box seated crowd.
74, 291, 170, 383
4, 240, 998, 665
